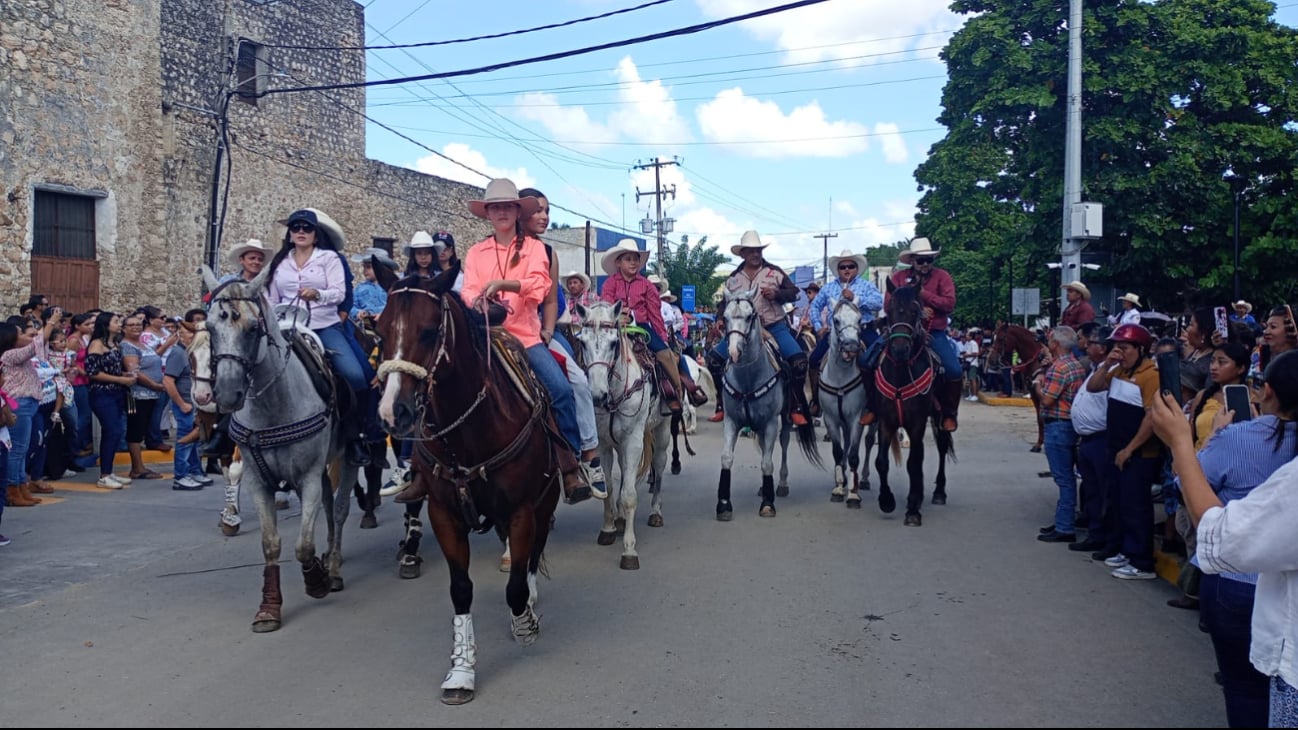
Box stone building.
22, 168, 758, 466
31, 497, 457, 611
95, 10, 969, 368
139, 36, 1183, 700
1, 0, 485, 315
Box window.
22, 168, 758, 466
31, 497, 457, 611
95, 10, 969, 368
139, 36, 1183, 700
33, 191, 96, 259
372, 237, 395, 256
235, 40, 265, 106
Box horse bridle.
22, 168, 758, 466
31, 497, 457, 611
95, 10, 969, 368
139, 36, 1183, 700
577, 315, 648, 412
831, 300, 863, 356
207, 281, 288, 400
724, 299, 762, 364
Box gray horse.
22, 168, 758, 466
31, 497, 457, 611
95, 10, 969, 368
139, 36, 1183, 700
820, 300, 870, 508
716, 291, 820, 520
201, 266, 360, 633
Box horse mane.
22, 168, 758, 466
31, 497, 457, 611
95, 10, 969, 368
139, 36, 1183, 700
890, 285, 920, 308
191, 327, 209, 352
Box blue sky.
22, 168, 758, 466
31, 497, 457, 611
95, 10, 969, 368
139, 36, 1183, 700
358, 0, 1298, 273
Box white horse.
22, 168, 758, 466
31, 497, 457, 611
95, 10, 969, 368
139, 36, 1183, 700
820, 300, 869, 508
681, 357, 715, 435
188, 326, 246, 536
573, 301, 671, 571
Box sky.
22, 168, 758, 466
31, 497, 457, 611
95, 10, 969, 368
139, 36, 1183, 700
357, 0, 1298, 276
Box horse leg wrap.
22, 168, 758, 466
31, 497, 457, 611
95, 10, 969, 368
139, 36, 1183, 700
510, 606, 541, 646
255, 564, 283, 623
399, 516, 423, 557
441, 614, 478, 692
302, 556, 330, 599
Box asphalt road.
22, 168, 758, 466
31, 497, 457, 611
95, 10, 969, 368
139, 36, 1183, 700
0, 401, 1224, 727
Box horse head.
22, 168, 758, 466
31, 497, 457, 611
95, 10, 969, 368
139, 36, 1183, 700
830, 299, 864, 362
201, 264, 274, 412
722, 290, 760, 364
572, 300, 622, 406
375, 264, 459, 436
883, 284, 924, 362
188, 324, 217, 411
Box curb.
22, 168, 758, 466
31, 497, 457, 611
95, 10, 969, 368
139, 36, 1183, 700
979, 393, 1036, 408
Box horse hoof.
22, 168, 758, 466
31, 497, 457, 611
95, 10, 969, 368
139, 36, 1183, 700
647, 513, 663, 528
251, 612, 281, 633
499, 556, 511, 572
671, 462, 681, 475
716, 502, 733, 522
846, 496, 862, 509
775, 485, 789, 498
620, 555, 640, 571
759, 503, 776, 518
904, 514, 922, 527
931, 494, 947, 505
879, 492, 897, 514
399, 561, 422, 580
220, 522, 240, 537
360, 513, 377, 529
597, 530, 618, 546
1029, 445, 1043, 453
329, 576, 344, 592
830, 490, 845, 503
441, 688, 475, 706
614, 517, 627, 534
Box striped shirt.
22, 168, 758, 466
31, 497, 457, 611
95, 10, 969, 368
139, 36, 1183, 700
1039, 352, 1086, 420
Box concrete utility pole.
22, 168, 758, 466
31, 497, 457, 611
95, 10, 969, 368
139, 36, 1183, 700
1060, 0, 1084, 293
814, 231, 838, 282
634, 157, 679, 267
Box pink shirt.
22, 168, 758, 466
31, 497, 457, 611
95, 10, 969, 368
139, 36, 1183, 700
462, 234, 551, 349
600, 274, 667, 341
267, 247, 346, 329
887, 267, 957, 332
0, 332, 47, 400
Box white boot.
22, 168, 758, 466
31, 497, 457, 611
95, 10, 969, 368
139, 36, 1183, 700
511, 606, 541, 646
440, 614, 477, 704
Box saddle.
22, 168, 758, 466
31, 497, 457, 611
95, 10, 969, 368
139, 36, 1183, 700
626, 329, 666, 401
489, 328, 545, 408
283, 328, 346, 415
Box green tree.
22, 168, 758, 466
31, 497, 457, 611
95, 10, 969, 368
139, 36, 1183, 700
650, 235, 729, 309
915, 0, 1298, 322
865, 240, 908, 268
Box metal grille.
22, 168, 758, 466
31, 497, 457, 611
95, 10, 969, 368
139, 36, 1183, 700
372, 237, 395, 256
33, 191, 96, 259
236, 41, 260, 105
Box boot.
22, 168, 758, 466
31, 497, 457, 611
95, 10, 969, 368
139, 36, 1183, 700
344, 398, 372, 467
201, 415, 235, 458
678, 362, 709, 407
558, 447, 592, 504
6, 485, 38, 507
940, 379, 963, 432
859, 368, 877, 426
707, 354, 726, 421
787, 359, 811, 427
29, 480, 55, 494
393, 469, 429, 504
808, 367, 822, 418
654, 350, 684, 415
19, 482, 44, 504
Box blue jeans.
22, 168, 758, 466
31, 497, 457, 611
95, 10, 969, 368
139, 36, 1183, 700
26, 402, 53, 481
73, 384, 92, 452
1200, 574, 1269, 729
929, 330, 963, 381
171, 403, 203, 479
1076, 434, 1114, 545
148, 391, 167, 445
1044, 419, 1079, 533
6, 397, 38, 487
90, 389, 126, 478
809, 328, 879, 368
526, 344, 581, 455
710, 320, 805, 363
550, 329, 575, 358
315, 323, 369, 392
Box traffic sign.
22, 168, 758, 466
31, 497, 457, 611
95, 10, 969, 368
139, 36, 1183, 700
1011, 288, 1040, 316
681, 285, 696, 312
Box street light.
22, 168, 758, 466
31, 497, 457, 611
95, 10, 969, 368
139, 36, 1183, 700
1223, 168, 1246, 302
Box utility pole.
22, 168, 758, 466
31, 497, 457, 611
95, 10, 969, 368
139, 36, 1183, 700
1059, 0, 1085, 295
814, 232, 838, 282
634, 157, 679, 268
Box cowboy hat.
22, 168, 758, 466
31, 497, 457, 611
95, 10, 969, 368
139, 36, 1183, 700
828, 249, 867, 276
662, 291, 678, 303
562, 271, 591, 290
350, 247, 399, 271
647, 274, 669, 295
803, 280, 823, 291
279, 208, 347, 249
227, 239, 269, 266
402, 230, 436, 257
1232, 300, 1252, 313
1118, 292, 1142, 307
601, 238, 649, 276
730, 230, 770, 256
1063, 281, 1091, 300
467, 178, 541, 220
897, 237, 940, 264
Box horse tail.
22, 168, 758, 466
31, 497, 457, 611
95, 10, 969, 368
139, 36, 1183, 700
933, 415, 957, 463
794, 420, 823, 469
637, 428, 655, 480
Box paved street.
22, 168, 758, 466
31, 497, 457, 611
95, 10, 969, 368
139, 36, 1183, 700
1, 401, 1223, 727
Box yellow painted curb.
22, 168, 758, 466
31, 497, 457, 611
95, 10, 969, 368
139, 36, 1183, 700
1155, 548, 1182, 586
978, 393, 1036, 408
113, 449, 174, 466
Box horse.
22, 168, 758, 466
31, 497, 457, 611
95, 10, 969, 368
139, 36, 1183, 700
188, 326, 245, 537
986, 323, 1049, 452
681, 358, 715, 434
819, 300, 869, 508
715, 290, 821, 520
572, 301, 672, 570
872, 284, 955, 527
346, 314, 392, 529
200, 266, 361, 632
373, 264, 559, 706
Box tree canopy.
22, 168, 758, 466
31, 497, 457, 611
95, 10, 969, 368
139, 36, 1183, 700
650, 235, 729, 310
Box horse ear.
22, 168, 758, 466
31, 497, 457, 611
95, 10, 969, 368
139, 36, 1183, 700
200, 265, 220, 293
431, 261, 459, 295
373, 256, 399, 291
575, 302, 589, 321
246, 261, 272, 295
885, 275, 896, 294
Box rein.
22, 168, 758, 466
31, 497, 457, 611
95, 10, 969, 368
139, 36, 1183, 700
584, 326, 650, 413
877, 303, 933, 427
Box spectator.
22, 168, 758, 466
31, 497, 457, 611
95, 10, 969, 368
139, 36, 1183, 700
1, 310, 62, 509
137, 305, 177, 451
1066, 325, 1115, 553
1260, 304, 1296, 373
119, 313, 166, 481
1230, 300, 1257, 329
1034, 326, 1087, 542
1117, 293, 1143, 326
85, 312, 134, 489
1059, 281, 1096, 329
960, 329, 981, 401
163, 324, 211, 491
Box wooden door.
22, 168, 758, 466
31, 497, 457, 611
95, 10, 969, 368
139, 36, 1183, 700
30, 256, 100, 314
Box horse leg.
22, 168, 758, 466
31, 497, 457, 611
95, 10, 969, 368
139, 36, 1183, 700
428, 501, 476, 706
399, 500, 425, 579
325, 462, 352, 592
876, 427, 896, 514
526, 475, 560, 610
669, 414, 682, 476
756, 422, 778, 517
845, 420, 863, 509
219, 457, 243, 536
716, 414, 738, 521
776, 421, 791, 498
647, 419, 669, 527
247, 474, 283, 633
861, 422, 876, 491
506, 506, 541, 643
297, 466, 331, 600
597, 444, 621, 545
932, 426, 952, 505
359, 443, 384, 529
830, 431, 846, 502
903, 425, 926, 526
618, 426, 645, 570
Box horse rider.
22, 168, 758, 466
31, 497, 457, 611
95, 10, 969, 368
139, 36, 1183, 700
1059, 281, 1096, 329
807, 249, 883, 417
706, 230, 813, 426
202, 239, 268, 460
860, 237, 964, 432
350, 247, 399, 322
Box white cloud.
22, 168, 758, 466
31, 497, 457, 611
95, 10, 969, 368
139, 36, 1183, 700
696, 88, 870, 158
873, 122, 909, 164
410, 143, 535, 189
514, 92, 619, 148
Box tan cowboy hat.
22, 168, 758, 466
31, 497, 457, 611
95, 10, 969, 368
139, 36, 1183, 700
1232, 300, 1252, 313
350, 247, 399, 271
562, 270, 591, 290
897, 237, 940, 264
1063, 281, 1091, 300
278, 208, 347, 249
828, 249, 867, 275
647, 274, 669, 294
730, 230, 770, 256
403, 230, 436, 257
662, 291, 678, 303
467, 178, 541, 220
601, 238, 649, 276
227, 239, 269, 267
1118, 292, 1142, 307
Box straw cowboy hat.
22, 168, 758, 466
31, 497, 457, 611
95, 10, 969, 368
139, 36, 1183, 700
562, 270, 591, 290
804, 280, 823, 292
227, 239, 269, 267
897, 237, 940, 265
279, 208, 347, 249
601, 238, 649, 276
1063, 281, 1091, 300
350, 247, 399, 271
662, 291, 678, 303
467, 178, 540, 220
1118, 292, 1142, 307
1232, 300, 1253, 313
730, 230, 770, 256
403, 230, 436, 257
647, 274, 670, 294
828, 249, 867, 275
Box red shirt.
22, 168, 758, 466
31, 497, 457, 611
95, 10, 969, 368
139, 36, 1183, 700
600, 274, 667, 341
886, 267, 956, 332
1059, 300, 1096, 329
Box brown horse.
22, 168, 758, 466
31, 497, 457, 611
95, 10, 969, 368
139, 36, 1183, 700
373, 263, 560, 706
986, 323, 1049, 452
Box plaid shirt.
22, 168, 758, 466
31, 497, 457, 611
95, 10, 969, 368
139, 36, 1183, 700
1039, 352, 1086, 420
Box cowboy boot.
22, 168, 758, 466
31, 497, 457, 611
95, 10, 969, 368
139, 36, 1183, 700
558, 447, 592, 504
393, 469, 429, 504
7, 485, 38, 507
678, 361, 709, 407
788, 358, 811, 427
19, 482, 44, 504
940, 379, 963, 432
654, 350, 684, 415
201, 415, 235, 458
706, 352, 726, 421
859, 367, 878, 426
808, 367, 822, 418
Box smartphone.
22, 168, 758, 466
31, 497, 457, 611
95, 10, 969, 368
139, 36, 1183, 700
1156, 351, 1184, 406
1223, 384, 1253, 423
1214, 306, 1230, 340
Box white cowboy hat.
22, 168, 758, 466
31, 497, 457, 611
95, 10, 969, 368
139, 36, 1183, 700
1232, 300, 1252, 313
467, 178, 541, 220
562, 271, 591, 290
601, 238, 649, 276
897, 237, 940, 264
279, 208, 347, 249
402, 230, 436, 257
647, 274, 670, 294
828, 249, 867, 276
662, 292, 678, 303
730, 230, 770, 256
1063, 281, 1091, 300
350, 247, 399, 270
1118, 292, 1142, 307
227, 239, 269, 267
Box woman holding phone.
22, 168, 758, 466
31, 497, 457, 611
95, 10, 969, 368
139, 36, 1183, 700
1187, 341, 1252, 450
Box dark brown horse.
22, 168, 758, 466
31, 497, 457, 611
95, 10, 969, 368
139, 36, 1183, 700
986, 323, 1049, 452
373, 263, 560, 706
873, 283, 955, 526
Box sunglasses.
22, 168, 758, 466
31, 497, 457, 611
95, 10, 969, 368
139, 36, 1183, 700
914, 256, 935, 265
838, 264, 858, 271
288, 222, 315, 233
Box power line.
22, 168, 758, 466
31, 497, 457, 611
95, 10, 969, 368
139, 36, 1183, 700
377, 121, 945, 146
258, 0, 835, 96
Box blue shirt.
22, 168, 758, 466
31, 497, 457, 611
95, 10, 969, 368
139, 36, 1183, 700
809, 277, 884, 330
350, 280, 388, 317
